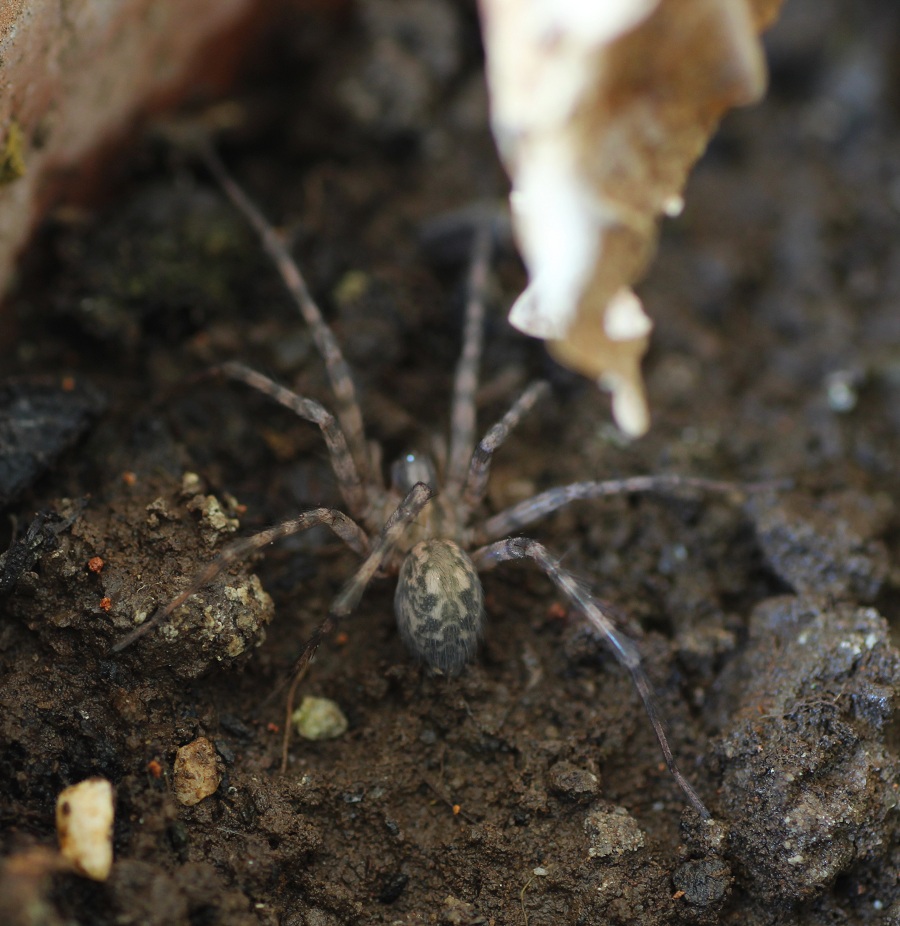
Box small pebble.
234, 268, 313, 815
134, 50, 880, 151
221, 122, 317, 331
672, 857, 732, 906
547, 760, 601, 802
180, 471, 203, 496
173, 737, 223, 806
584, 805, 645, 858
378, 871, 409, 904
292, 696, 349, 740
56, 777, 115, 880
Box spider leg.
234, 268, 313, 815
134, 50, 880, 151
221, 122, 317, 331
330, 481, 434, 617
111, 508, 369, 653
471, 537, 711, 820
445, 227, 493, 493
367, 440, 386, 495
278, 482, 434, 771
214, 360, 369, 520
476, 474, 767, 544
461, 380, 550, 514
280, 482, 434, 683
200, 145, 371, 481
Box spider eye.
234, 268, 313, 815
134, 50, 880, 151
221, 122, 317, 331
391, 451, 437, 493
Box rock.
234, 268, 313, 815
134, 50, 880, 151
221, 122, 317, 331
56, 777, 115, 881
173, 737, 223, 806
292, 697, 349, 740
673, 857, 732, 908
546, 760, 601, 802
711, 596, 900, 902
747, 488, 891, 601
584, 805, 645, 858
0, 0, 315, 298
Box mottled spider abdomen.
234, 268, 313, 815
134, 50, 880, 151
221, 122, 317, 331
395, 539, 485, 676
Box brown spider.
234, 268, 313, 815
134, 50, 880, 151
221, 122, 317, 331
114, 147, 763, 819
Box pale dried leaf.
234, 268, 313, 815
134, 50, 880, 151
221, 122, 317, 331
480, 0, 783, 434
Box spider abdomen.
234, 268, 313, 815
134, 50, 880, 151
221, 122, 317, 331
394, 539, 485, 676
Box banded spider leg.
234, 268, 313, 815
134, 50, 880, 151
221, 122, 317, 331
472, 538, 711, 819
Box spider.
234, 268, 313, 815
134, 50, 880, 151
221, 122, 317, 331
114, 146, 762, 820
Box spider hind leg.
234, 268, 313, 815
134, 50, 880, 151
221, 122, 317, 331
472, 536, 711, 820
279, 482, 435, 770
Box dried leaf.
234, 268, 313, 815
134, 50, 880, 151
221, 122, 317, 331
480, 0, 783, 434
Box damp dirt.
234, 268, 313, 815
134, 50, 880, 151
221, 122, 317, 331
2, 0, 900, 923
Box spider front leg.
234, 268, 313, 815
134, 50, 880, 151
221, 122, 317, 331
471, 536, 711, 820
111, 508, 369, 652
461, 379, 550, 513
445, 226, 492, 492
330, 482, 435, 618
211, 361, 370, 521
201, 145, 372, 481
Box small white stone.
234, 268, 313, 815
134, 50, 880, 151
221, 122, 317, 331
292, 696, 349, 740
173, 737, 223, 806
56, 777, 115, 881
180, 471, 203, 495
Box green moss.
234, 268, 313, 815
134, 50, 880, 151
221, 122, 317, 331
0, 121, 26, 183
53, 179, 270, 346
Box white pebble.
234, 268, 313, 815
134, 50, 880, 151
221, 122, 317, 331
292, 696, 349, 740
173, 737, 223, 806
56, 777, 115, 881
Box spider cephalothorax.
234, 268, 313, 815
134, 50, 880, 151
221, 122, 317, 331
114, 146, 768, 819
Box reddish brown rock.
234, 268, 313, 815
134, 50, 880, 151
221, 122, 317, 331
0, 0, 332, 298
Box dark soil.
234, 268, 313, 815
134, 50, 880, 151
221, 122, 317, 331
3, 0, 900, 923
